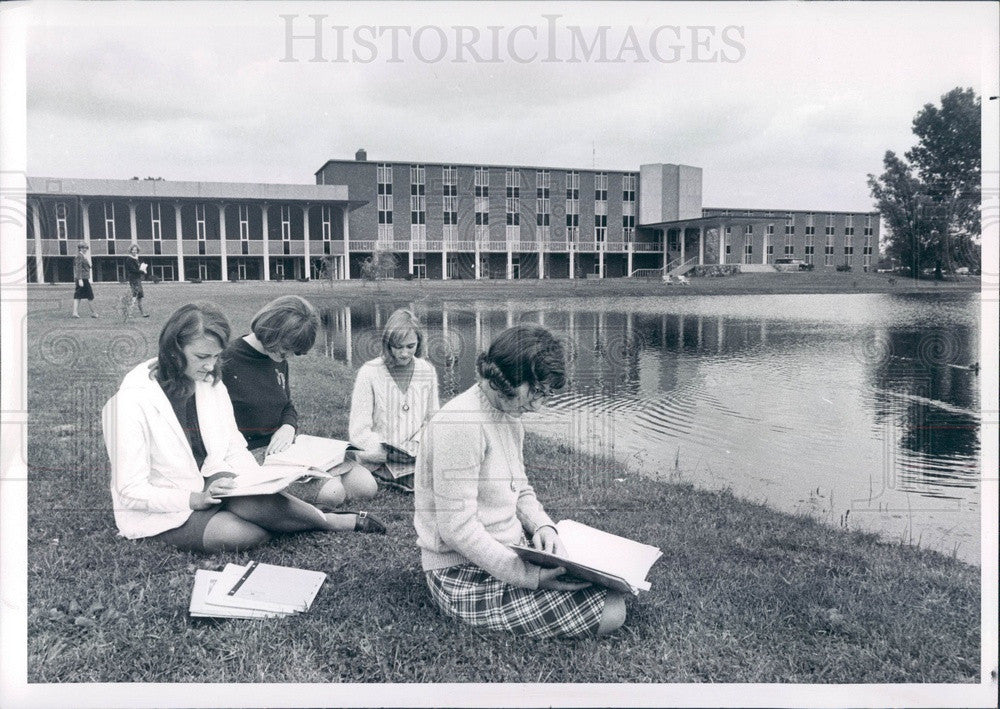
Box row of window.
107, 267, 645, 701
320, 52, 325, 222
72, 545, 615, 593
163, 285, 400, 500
40, 202, 340, 242
715, 212, 876, 236
381, 164, 640, 243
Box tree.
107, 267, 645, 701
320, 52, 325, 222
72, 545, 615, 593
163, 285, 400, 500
360, 248, 397, 282
868, 87, 981, 277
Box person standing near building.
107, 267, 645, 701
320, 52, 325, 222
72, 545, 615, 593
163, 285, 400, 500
71, 241, 98, 318
124, 244, 150, 318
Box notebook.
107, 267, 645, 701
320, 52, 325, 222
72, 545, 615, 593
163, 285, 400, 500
188, 569, 287, 619
203, 562, 327, 615
263, 435, 360, 472
510, 520, 662, 596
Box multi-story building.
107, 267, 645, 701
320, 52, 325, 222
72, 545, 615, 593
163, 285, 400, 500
24, 151, 879, 283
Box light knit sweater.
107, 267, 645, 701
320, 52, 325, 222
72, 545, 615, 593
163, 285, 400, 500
414, 384, 555, 590
349, 356, 439, 478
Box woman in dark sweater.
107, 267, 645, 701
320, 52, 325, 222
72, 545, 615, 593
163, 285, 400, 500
221, 295, 379, 514
124, 244, 150, 317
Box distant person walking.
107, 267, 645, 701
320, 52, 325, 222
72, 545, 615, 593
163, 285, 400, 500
72, 241, 98, 318
124, 244, 150, 317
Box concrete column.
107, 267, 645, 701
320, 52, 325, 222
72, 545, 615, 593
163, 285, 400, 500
680, 228, 686, 266
506, 250, 513, 280
475, 309, 482, 352
128, 202, 137, 244
174, 203, 185, 282
538, 243, 545, 279
341, 206, 351, 280
345, 305, 352, 366
408, 247, 414, 276
598, 244, 604, 279
442, 246, 448, 281
627, 241, 633, 277
218, 203, 228, 282
301, 204, 311, 280
81, 202, 91, 244
698, 227, 704, 265
718, 222, 725, 265
569, 244, 575, 279
260, 204, 270, 281
474, 244, 481, 280
661, 230, 668, 280
31, 200, 44, 283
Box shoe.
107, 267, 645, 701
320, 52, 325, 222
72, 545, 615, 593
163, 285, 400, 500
91, 313, 99, 318
142, 313, 150, 318
350, 510, 387, 534
71, 314, 80, 318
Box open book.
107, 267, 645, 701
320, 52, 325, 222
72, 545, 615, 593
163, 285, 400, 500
217, 435, 359, 497
510, 520, 662, 596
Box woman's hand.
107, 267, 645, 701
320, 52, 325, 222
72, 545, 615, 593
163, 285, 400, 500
532, 525, 565, 556
190, 476, 236, 510
266, 424, 296, 455
536, 566, 592, 591
77, 279, 84, 288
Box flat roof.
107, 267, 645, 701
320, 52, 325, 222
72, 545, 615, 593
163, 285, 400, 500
27, 176, 364, 206
703, 207, 879, 216
639, 215, 781, 229
314, 158, 656, 177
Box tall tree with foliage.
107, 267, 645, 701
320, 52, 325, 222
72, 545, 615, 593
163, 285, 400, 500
868, 87, 981, 277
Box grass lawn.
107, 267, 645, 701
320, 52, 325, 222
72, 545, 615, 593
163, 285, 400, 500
24, 279, 981, 683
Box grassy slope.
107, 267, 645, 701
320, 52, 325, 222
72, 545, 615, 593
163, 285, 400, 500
25, 279, 980, 682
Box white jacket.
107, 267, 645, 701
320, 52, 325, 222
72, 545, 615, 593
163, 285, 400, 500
102, 358, 260, 539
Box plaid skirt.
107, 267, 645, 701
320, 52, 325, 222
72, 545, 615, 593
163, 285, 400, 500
425, 563, 608, 639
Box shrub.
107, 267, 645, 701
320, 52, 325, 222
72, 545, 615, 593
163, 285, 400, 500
836, 264, 852, 272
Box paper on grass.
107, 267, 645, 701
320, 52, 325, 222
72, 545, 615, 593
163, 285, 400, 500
189, 569, 285, 619
204, 562, 326, 615
554, 520, 662, 592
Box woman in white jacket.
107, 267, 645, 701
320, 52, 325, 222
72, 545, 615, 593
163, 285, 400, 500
103, 302, 385, 552
349, 309, 440, 492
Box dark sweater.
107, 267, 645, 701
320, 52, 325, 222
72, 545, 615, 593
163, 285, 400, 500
160, 383, 207, 469
124, 256, 144, 283
221, 337, 298, 450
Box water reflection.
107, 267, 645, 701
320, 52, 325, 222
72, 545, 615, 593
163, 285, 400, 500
316, 293, 981, 562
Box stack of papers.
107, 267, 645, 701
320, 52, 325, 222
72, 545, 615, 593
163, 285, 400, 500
189, 561, 327, 619
510, 519, 663, 596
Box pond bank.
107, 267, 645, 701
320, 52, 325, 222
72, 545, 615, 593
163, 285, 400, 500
26, 284, 982, 682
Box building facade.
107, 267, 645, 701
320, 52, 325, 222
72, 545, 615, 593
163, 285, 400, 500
25, 155, 879, 283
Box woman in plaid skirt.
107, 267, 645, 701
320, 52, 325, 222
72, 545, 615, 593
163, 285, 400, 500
414, 324, 626, 638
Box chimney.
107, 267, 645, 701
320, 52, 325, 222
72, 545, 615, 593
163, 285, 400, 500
355, 148, 367, 162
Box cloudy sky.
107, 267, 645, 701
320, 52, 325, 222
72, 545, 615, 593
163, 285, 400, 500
24, 1, 999, 212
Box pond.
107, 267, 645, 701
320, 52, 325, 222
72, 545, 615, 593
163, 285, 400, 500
318, 292, 982, 564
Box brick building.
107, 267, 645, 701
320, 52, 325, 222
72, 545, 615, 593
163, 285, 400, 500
25, 152, 879, 283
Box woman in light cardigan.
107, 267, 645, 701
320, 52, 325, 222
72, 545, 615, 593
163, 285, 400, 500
414, 324, 626, 638
349, 309, 440, 491
103, 302, 384, 552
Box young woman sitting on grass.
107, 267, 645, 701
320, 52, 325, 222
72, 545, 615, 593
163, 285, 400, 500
221, 295, 380, 520
102, 302, 385, 554
349, 308, 440, 493
414, 324, 626, 638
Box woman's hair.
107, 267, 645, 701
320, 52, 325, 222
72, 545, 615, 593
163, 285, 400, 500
250, 295, 320, 356
476, 324, 566, 398
381, 309, 425, 362
153, 301, 231, 397
128, 244, 140, 255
